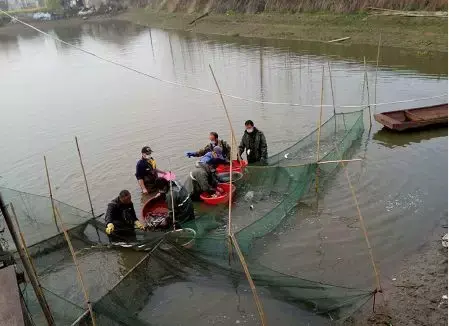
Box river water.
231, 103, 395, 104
0, 20, 447, 325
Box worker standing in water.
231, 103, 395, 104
136, 146, 163, 195
105, 190, 145, 242
154, 177, 195, 229
186, 132, 231, 160
185, 146, 225, 200
238, 120, 268, 165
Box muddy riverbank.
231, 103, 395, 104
347, 224, 448, 325
118, 9, 448, 52
1, 9, 447, 52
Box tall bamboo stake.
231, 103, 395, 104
331, 143, 382, 298
248, 158, 363, 169
10, 203, 43, 289
327, 61, 338, 132
315, 65, 325, 193
227, 130, 234, 264
208, 65, 241, 163
363, 57, 372, 127
342, 165, 381, 292
230, 234, 267, 326
10, 202, 55, 323
75, 137, 95, 219
0, 194, 55, 325
208, 65, 235, 262
208, 66, 265, 322
53, 206, 97, 326
44, 156, 59, 233
168, 158, 176, 231
374, 34, 382, 114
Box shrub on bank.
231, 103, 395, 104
143, 0, 447, 14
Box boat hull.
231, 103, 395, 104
374, 103, 448, 131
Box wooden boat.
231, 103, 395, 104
374, 103, 448, 131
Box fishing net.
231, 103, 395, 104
1, 110, 371, 325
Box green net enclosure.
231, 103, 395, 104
1, 110, 371, 325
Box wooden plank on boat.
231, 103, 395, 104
374, 103, 448, 131
0, 265, 25, 326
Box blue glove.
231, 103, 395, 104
185, 151, 196, 158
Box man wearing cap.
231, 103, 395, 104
136, 146, 160, 195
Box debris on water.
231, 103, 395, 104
244, 191, 254, 202
442, 233, 448, 248
78, 7, 95, 16
235, 320, 240, 324
442, 295, 448, 300
392, 277, 397, 281
249, 204, 254, 210
32, 12, 52, 21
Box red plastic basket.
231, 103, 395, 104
216, 160, 248, 174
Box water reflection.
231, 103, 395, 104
191, 32, 448, 77
373, 126, 448, 148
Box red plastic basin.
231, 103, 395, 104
219, 182, 236, 195
200, 183, 236, 205
216, 160, 248, 174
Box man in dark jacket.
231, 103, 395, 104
105, 190, 145, 242
136, 146, 163, 195
238, 120, 268, 164
186, 132, 231, 160
154, 178, 195, 229
185, 162, 224, 201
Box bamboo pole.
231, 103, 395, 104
53, 206, 97, 326
331, 143, 382, 296
9, 203, 42, 288
75, 137, 95, 219
0, 194, 55, 325
208, 65, 241, 164
374, 34, 382, 114
208, 65, 238, 262
44, 156, 59, 233
227, 130, 234, 264
209, 65, 265, 321
363, 57, 372, 127
328, 62, 336, 117
168, 158, 176, 231
10, 202, 55, 323
230, 234, 267, 326
327, 61, 338, 132
248, 158, 363, 169
315, 65, 325, 193
340, 162, 381, 293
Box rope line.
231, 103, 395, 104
0, 10, 446, 109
